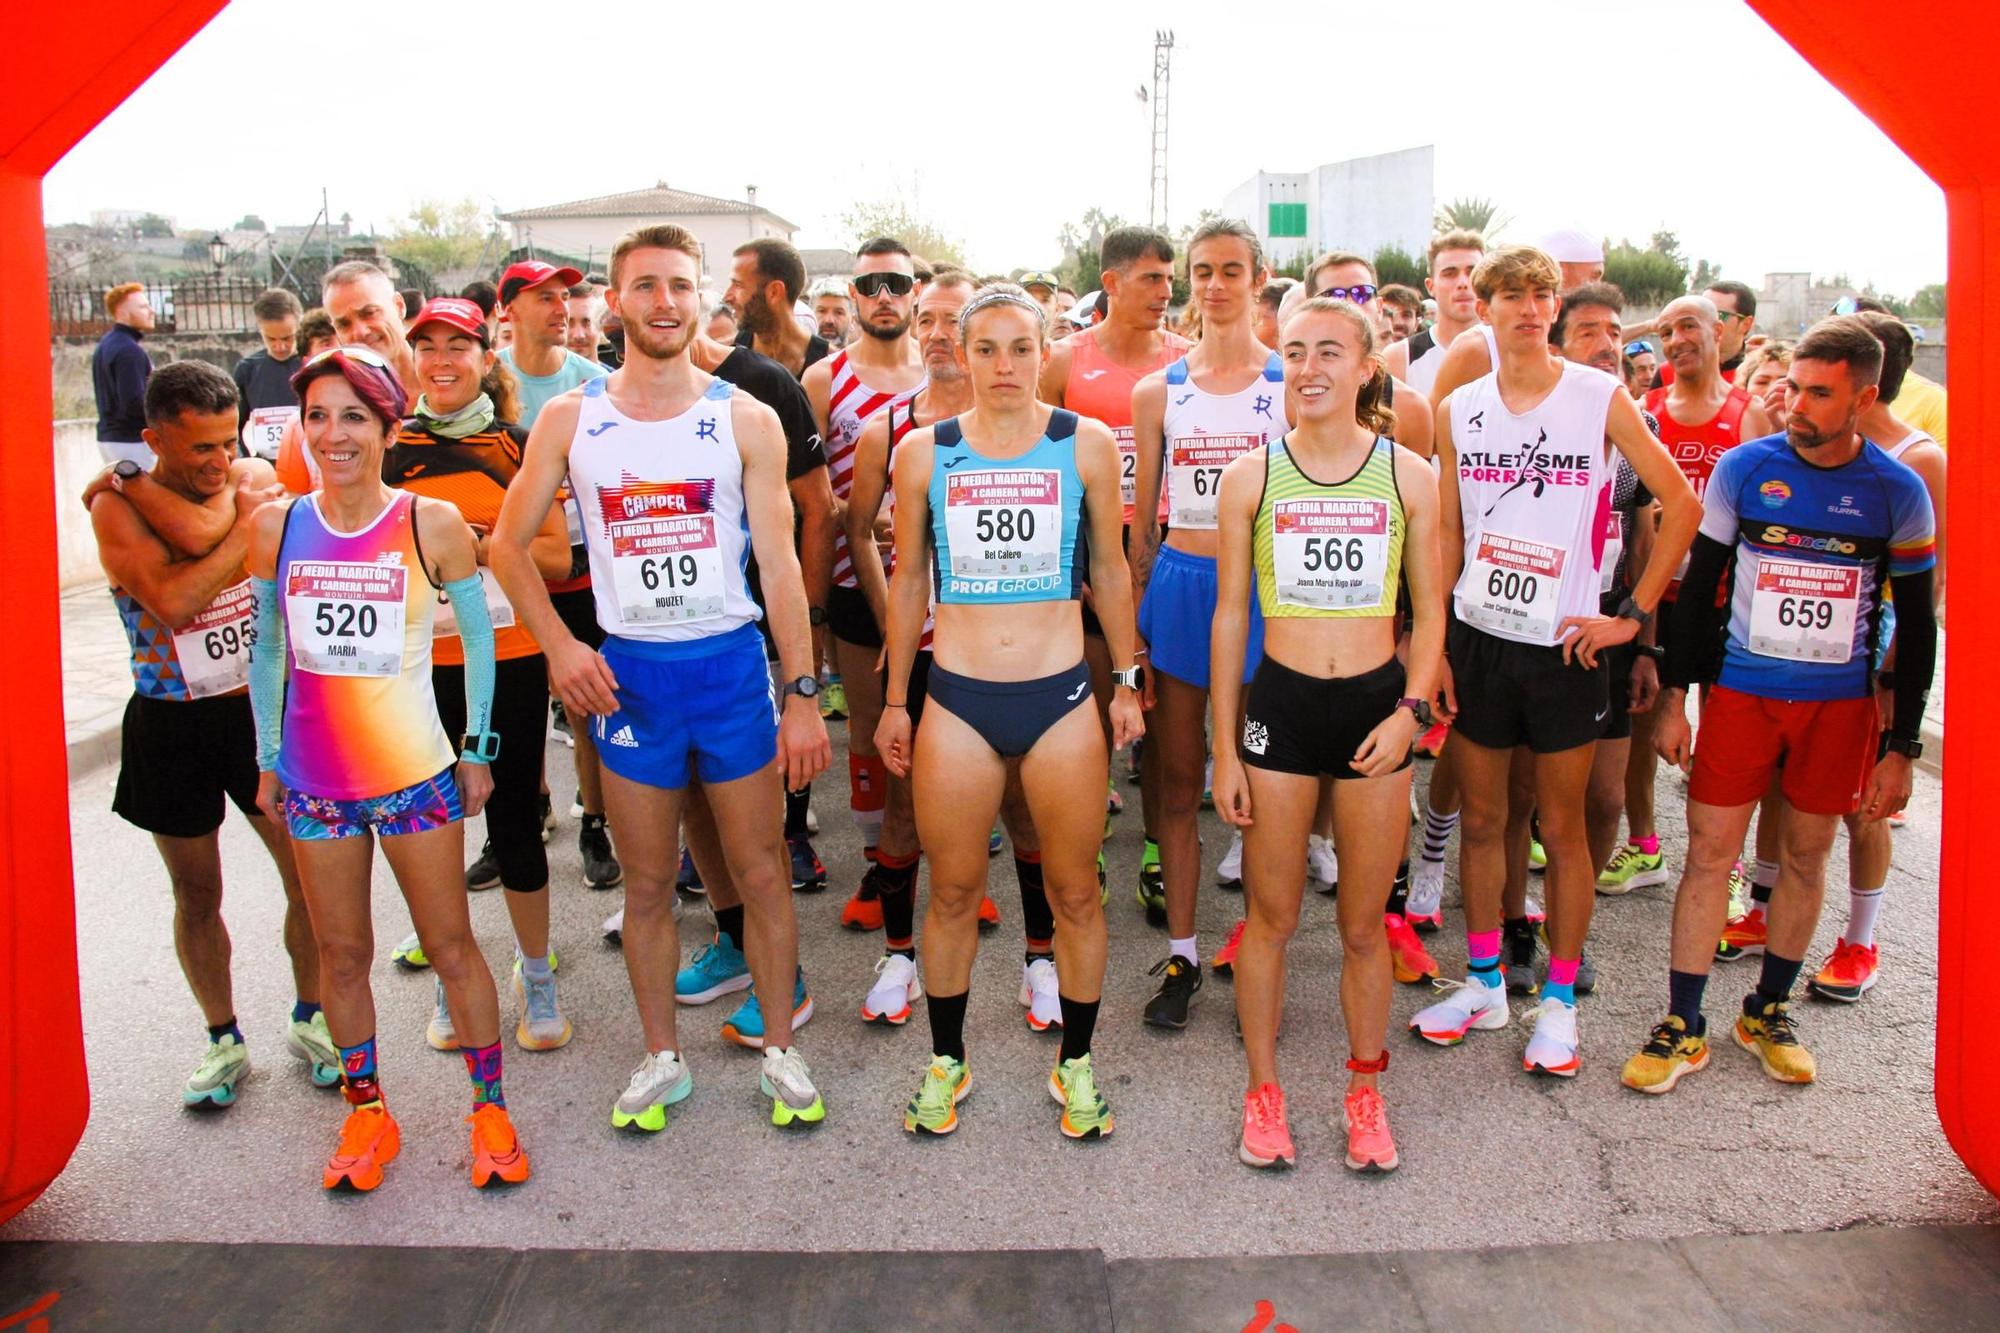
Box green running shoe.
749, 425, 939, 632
1597, 843, 1669, 895
1097, 850, 1109, 907
1049, 1053, 1114, 1139
820, 676, 848, 721
904, 1055, 970, 1135
1528, 838, 1547, 872
391, 931, 429, 971
285, 1011, 341, 1087
1136, 839, 1166, 926
183, 1034, 248, 1107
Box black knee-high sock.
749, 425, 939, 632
926, 990, 968, 1062
877, 851, 919, 953
1058, 996, 1100, 1063
1504, 915, 1535, 965
784, 786, 811, 839
713, 904, 745, 952
1751, 952, 1804, 1010
1016, 852, 1054, 954
1387, 860, 1410, 917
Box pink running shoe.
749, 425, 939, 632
1342, 1086, 1399, 1173
1212, 919, 1247, 977
1238, 1082, 1295, 1168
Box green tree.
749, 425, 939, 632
1372, 244, 1426, 289
1434, 196, 1510, 237
383, 198, 496, 275
1603, 236, 1689, 306
134, 212, 174, 238
1055, 207, 1130, 293
234, 214, 267, 232
1908, 283, 1947, 318
842, 197, 967, 269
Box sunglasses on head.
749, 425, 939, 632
1830, 296, 1861, 316
303, 344, 392, 371
1315, 283, 1378, 304
853, 272, 916, 299
1624, 341, 1654, 357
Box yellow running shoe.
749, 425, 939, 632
1735, 999, 1816, 1084
904, 1055, 970, 1135
1621, 1016, 1710, 1094
1049, 1053, 1114, 1139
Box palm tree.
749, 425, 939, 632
1434, 196, 1511, 238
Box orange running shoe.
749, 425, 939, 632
1342, 1086, 1399, 1173
1716, 906, 1768, 962
323, 1103, 400, 1192
1238, 1082, 1295, 1169
977, 895, 1000, 930
468, 1104, 531, 1188
840, 865, 884, 932
1211, 919, 1247, 977
1415, 719, 1450, 758
1385, 915, 1438, 984
1808, 939, 1879, 1003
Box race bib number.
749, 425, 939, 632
1168, 434, 1255, 530
1463, 532, 1567, 642
610, 514, 726, 625
945, 469, 1062, 577
243, 406, 297, 461
1599, 509, 1624, 597
1748, 557, 1858, 663
1117, 428, 1138, 509
432, 567, 516, 639
1273, 498, 1391, 610
171, 579, 256, 698
287, 561, 407, 676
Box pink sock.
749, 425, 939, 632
1467, 929, 1502, 965
1546, 957, 1580, 988
1633, 835, 1660, 855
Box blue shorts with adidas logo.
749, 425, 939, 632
595, 624, 778, 790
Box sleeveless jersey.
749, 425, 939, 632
383, 420, 538, 666
825, 347, 924, 589
1884, 427, 1937, 462
1450, 360, 1621, 646
275, 489, 455, 800
1254, 436, 1405, 618
1406, 323, 1498, 400
1643, 384, 1752, 502
929, 409, 1086, 605
882, 400, 936, 649
1061, 325, 1191, 523
567, 376, 761, 644
116, 575, 256, 702
1161, 352, 1286, 531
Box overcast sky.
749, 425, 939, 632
44, 0, 1947, 295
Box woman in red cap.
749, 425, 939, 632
379, 298, 587, 1057
246, 344, 531, 1192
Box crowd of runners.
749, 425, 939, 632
86, 214, 1941, 1187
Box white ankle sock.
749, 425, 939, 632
1169, 935, 1198, 964
1844, 885, 1885, 948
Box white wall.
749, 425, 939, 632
506, 212, 792, 286
1309, 145, 1434, 261
54, 420, 106, 589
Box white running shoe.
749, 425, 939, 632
611, 1049, 692, 1132
1409, 975, 1509, 1046
1308, 834, 1339, 893
513, 956, 573, 1051
569, 796, 585, 819
805, 803, 820, 835
426, 974, 458, 1051
862, 953, 922, 1025
1522, 998, 1581, 1076
1407, 857, 1445, 922
1019, 957, 1063, 1031
602, 906, 624, 945
1216, 829, 1244, 890
760, 1046, 826, 1127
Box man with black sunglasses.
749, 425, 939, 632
802, 238, 927, 899
1302, 252, 1433, 458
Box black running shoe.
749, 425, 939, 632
466, 840, 502, 892
1142, 954, 1203, 1029
789, 836, 828, 893
580, 814, 623, 890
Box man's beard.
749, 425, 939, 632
625, 317, 695, 362
862, 315, 911, 342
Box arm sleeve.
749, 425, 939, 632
444, 573, 497, 756
1886, 569, 1937, 743
1661, 534, 1733, 689
249, 577, 286, 771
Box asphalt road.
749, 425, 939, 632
10, 719, 1993, 1259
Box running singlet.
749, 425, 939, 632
881, 401, 937, 649
825, 347, 924, 590
1702, 434, 1934, 701
1450, 360, 1620, 646
116, 577, 256, 701
567, 376, 762, 643
928, 409, 1086, 605
1161, 353, 1285, 530
1405, 325, 1497, 400
275, 489, 456, 800
1644, 384, 1752, 599
383, 421, 538, 666
1061, 324, 1190, 523
1254, 436, 1405, 618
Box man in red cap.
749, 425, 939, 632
498, 260, 607, 428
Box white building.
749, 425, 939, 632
1218, 146, 1435, 270
499, 182, 798, 283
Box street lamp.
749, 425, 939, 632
207, 233, 227, 278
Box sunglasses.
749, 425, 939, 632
302, 343, 393, 371
1315, 283, 1378, 304
853, 272, 916, 299
1829, 296, 1861, 316
1623, 341, 1654, 357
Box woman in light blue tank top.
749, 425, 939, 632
873, 285, 1142, 1140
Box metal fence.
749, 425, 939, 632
50, 256, 438, 338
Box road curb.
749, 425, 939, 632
66, 721, 121, 783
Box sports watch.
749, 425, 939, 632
460, 731, 501, 763
1394, 697, 1434, 728
808, 605, 827, 627
781, 675, 819, 701
1882, 733, 1923, 761
1111, 664, 1145, 691
1615, 595, 1653, 629
113, 459, 144, 483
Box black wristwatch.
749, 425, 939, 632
1615, 595, 1653, 629
781, 675, 819, 701
459, 731, 501, 763
113, 458, 145, 482
1394, 697, 1434, 728
808, 605, 827, 627
1882, 732, 1922, 761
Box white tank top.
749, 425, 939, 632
1404, 323, 1497, 400
1160, 352, 1286, 530
567, 376, 762, 643
1885, 427, 1936, 461
1449, 359, 1620, 647
825, 347, 925, 588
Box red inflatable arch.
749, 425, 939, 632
1, 0, 1991, 1223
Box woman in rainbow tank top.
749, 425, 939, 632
246, 346, 530, 1194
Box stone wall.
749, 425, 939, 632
52, 330, 265, 420
53, 420, 106, 589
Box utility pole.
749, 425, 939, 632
1148, 29, 1174, 231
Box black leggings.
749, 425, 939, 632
925, 661, 1093, 759
434, 653, 550, 891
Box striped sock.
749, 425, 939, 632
1421, 802, 1459, 864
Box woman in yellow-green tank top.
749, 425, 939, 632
1209, 297, 1447, 1176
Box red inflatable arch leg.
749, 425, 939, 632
0, 0, 1993, 1225
0, 0, 228, 1226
